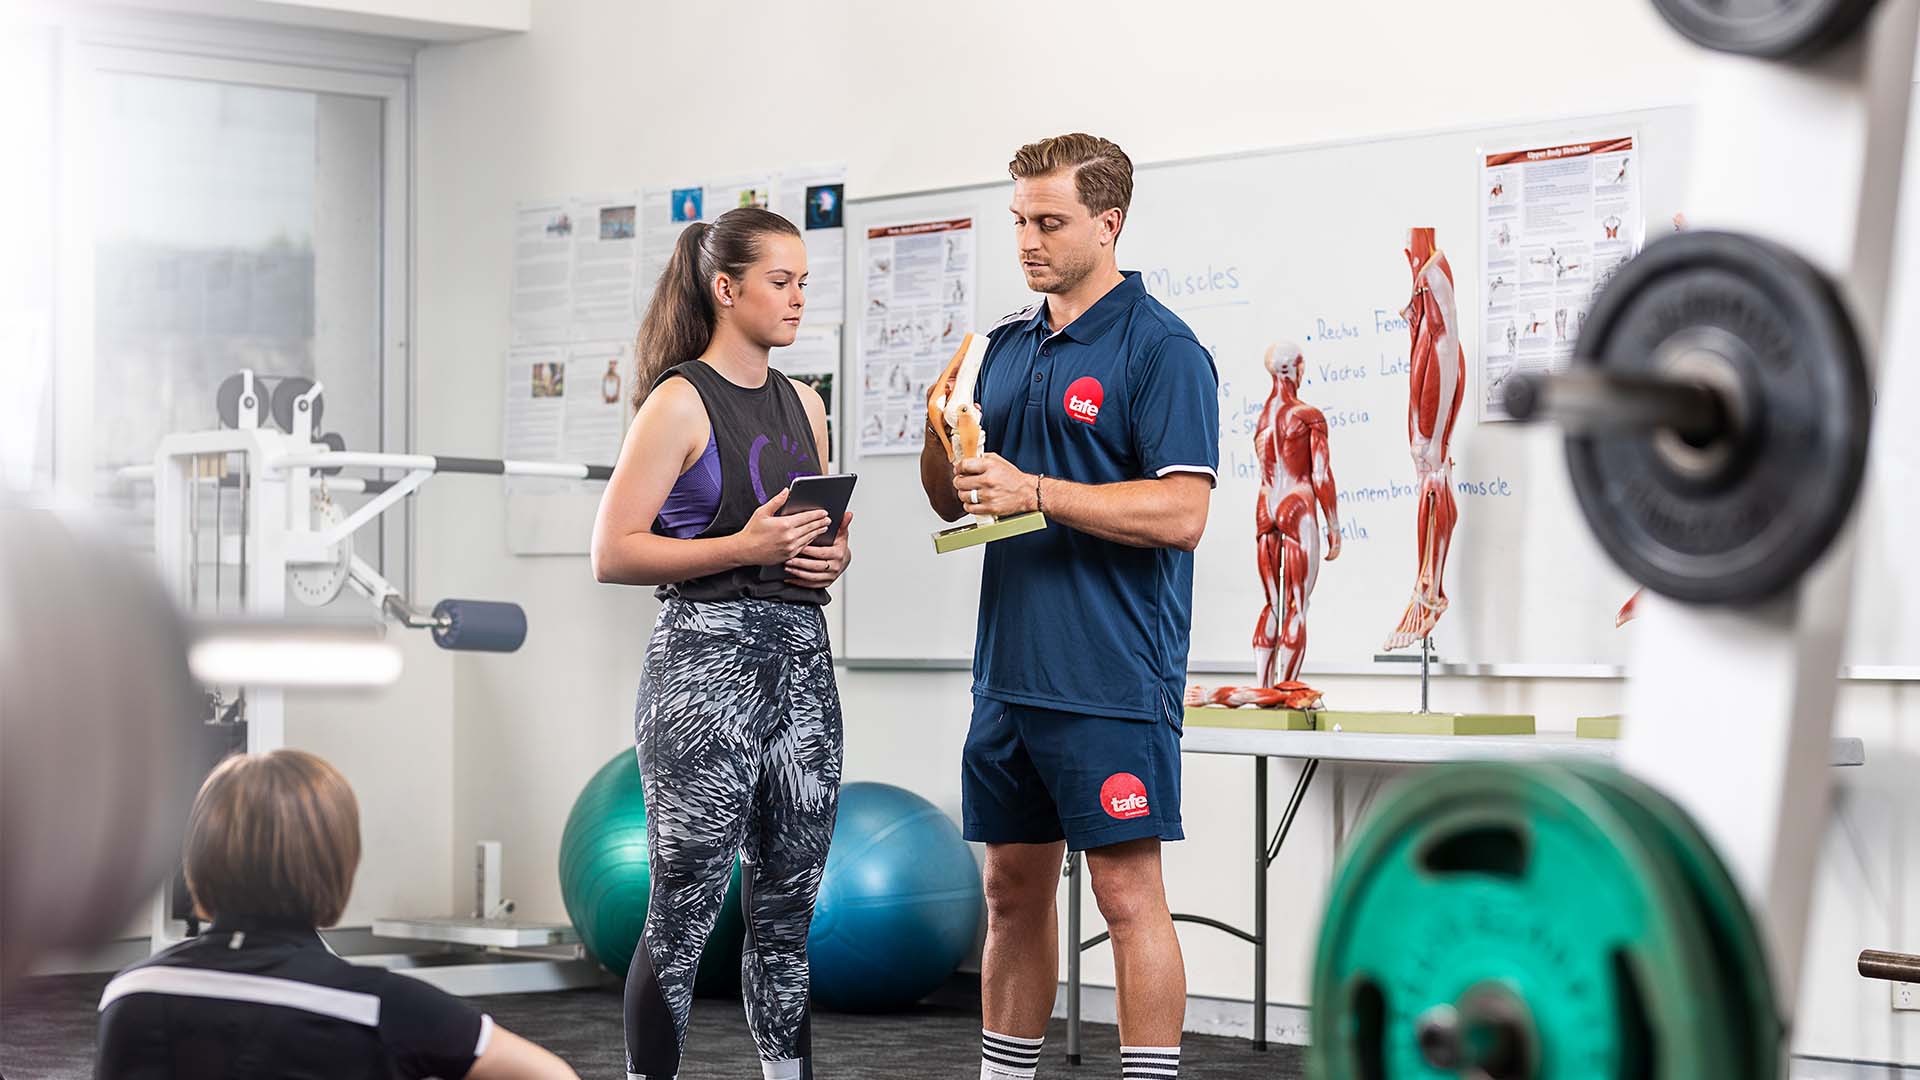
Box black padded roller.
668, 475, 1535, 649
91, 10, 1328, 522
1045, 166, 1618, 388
430, 599, 527, 652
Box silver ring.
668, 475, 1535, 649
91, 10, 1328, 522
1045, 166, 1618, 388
969, 489, 980, 505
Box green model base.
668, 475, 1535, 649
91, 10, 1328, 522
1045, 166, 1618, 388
1313, 710, 1536, 736
1183, 706, 1533, 735
932, 512, 1048, 553
1183, 706, 1314, 731
1577, 715, 1623, 739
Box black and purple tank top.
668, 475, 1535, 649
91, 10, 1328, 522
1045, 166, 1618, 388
651, 360, 826, 606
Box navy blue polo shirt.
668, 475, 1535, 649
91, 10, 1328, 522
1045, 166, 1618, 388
973, 271, 1220, 724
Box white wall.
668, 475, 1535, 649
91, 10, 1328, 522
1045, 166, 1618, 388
411, 0, 1918, 1065
290, 634, 457, 926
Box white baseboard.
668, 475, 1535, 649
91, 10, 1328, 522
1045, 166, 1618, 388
1052, 982, 1309, 1046
28, 928, 448, 978
1792, 1057, 1920, 1079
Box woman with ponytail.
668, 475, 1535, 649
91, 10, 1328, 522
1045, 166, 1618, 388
591, 207, 848, 1080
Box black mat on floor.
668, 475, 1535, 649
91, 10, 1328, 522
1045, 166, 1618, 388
2, 973, 1305, 1079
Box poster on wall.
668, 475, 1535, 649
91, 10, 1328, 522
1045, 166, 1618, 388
856, 216, 976, 457
638, 181, 705, 319
511, 194, 641, 347
1479, 133, 1642, 421
772, 325, 842, 467
502, 339, 631, 497
775, 164, 848, 323
637, 166, 849, 324
510, 200, 573, 346
569, 194, 642, 344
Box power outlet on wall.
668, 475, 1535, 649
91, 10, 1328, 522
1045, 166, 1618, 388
1894, 982, 1920, 1011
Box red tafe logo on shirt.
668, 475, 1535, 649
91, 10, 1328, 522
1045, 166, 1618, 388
1100, 773, 1150, 819
1064, 376, 1103, 425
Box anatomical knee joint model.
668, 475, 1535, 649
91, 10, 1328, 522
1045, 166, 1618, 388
929, 332, 992, 524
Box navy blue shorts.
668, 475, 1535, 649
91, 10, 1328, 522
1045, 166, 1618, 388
961, 697, 1183, 851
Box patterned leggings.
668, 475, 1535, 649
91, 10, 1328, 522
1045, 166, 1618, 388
624, 597, 843, 1080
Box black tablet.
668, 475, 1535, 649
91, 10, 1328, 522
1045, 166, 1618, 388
781, 473, 857, 546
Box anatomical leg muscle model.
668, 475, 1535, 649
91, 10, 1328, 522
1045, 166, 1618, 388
1384, 227, 1465, 652
1187, 342, 1341, 712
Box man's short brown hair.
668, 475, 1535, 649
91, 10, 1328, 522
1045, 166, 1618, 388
184, 749, 361, 926
1009, 133, 1134, 236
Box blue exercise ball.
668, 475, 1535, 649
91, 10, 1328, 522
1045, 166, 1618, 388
558, 749, 745, 996
808, 782, 983, 1011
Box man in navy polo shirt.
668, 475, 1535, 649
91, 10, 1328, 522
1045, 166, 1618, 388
920, 133, 1218, 1080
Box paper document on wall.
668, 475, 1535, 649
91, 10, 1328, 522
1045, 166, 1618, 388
502, 339, 630, 497
511, 202, 573, 345
1479, 133, 1642, 421
504, 345, 567, 495
512, 194, 641, 347
563, 339, 632, 468
569, 195, 641, 343
773, 325, 841, 466
775, 164, 848, 323
637, 182, 705, 319
857, 216, 976, 457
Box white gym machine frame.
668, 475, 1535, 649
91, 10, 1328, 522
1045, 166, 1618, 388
140, 370, 613, 995
1625, 1, 1918, 1018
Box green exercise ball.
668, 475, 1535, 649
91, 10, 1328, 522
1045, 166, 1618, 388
558, 749, 745, 995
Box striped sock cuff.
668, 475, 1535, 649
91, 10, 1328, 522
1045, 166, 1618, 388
981, 1030, 1044, 1079
1121, 1044, 1180, 1079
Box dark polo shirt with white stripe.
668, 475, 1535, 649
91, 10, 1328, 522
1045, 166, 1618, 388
96, 918, 491, 1079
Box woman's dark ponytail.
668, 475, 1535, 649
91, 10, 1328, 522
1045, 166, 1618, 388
631, 208, 801, 409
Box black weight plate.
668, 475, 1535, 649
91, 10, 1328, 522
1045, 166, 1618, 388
270, 376, 324, 435
1570, 230, 1870, 605
1651, 0, 1880, 60
215, 374, 269, 430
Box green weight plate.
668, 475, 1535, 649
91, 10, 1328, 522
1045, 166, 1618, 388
1564, 763, 1782, 1079
1309, 763, 1741, 1079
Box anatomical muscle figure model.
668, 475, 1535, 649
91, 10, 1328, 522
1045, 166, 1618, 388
928, 332, 992, 524
1186, 342, 1341, 712
1384, 227, 1464, 652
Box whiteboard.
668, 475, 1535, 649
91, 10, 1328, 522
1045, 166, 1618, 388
838, 104, 1919, 676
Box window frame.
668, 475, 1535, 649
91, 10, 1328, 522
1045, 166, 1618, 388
47, 9, 414, 585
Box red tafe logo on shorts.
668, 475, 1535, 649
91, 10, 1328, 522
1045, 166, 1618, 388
1064, 376, 1103, 425
1100, 773, 1150, 819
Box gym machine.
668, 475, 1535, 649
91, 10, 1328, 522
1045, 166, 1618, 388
1309, 1, 1919, 1075
128, 368, 614, 995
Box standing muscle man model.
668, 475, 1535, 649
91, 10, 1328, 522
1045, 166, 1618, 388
1188, 341, 1341, 709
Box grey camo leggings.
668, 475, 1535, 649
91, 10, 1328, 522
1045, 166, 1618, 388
624, 597, 843, 1080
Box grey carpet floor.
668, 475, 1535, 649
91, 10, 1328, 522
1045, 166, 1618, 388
1, 973, 1305, 1079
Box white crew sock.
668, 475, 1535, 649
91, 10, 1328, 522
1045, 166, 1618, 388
980, 1029, 1044, 1079
1121, 1044, 1180, 1079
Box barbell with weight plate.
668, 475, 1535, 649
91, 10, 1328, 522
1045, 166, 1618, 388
1309, 762, 1779, 1079
1505, 229, 1871, 606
